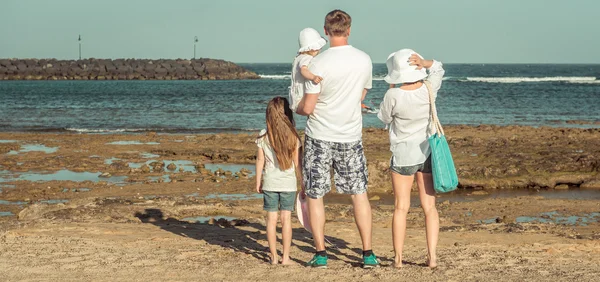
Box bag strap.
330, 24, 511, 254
424, 80, 445, 136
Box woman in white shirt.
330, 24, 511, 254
377, 49, 445, 268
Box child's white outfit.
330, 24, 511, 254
289, 54, 313, 111
289, 27, 326, 111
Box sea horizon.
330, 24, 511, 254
1, 63, 599, 134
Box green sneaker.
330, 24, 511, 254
306, 254, 328, 268
362, 253, 380, 269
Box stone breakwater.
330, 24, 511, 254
0, 58, 260, 80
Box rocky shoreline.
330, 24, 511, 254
0, 125, 599, 194
0, 58, 260, 80
1, 125, 599, 280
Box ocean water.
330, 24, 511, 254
0, 64, 598, 133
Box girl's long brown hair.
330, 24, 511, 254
261, 97, 300, 170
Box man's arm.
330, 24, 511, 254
363, 58, 373, 101
296, 93, 319, 116
297, 61, 321, 116
292, 142, 303, 196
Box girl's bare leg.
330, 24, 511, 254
280, 210, 292, 265
266, 211, 279, 264
416, 172, 439, 268
391, 172, 414, 268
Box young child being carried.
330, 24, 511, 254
255, 97, 303, 265
289, 28, 327, 111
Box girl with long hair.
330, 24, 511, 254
255, 97, 302, 265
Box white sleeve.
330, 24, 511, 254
298, 55, 312, 68
364, 57, 373, 90
377, 90, 395, 124
425, 60, 445, 94
255, 129, 267, 148
304, 62, 321, 94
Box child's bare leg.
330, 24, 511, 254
280, 210, 292, 265
392, 172, 414, 268
266, 211, 279, 264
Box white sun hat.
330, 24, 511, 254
298, 28, 327, 53
296, 194, 311, 233
384, 49, 427, 84
385, 52, 395, 74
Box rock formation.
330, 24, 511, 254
0, 58, 260, 80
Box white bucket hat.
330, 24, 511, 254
385, 52, 395, 75
298, 28, 327, 53
384, 49, 427, 84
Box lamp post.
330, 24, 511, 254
78, 35, 82, 60
194, 36, 198, 59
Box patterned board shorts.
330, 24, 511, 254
303, 135, 368, 199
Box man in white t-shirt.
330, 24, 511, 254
296, 9, 378, 269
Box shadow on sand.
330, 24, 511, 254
135, 208, 363, 265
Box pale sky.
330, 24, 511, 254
1, 0, 598, 63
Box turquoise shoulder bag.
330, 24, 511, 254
425, 81, 458, 193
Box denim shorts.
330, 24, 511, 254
263, 191, 296, 212
390, 155, 432, 176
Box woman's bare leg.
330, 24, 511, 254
391, 172, 414, 268
416, 172, 438, 268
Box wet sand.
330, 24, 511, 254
1, 125, 599, 281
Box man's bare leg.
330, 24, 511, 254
307, 197, 326, 251
350, 193, 372, 251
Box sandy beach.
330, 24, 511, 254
1, 125, 599, 281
